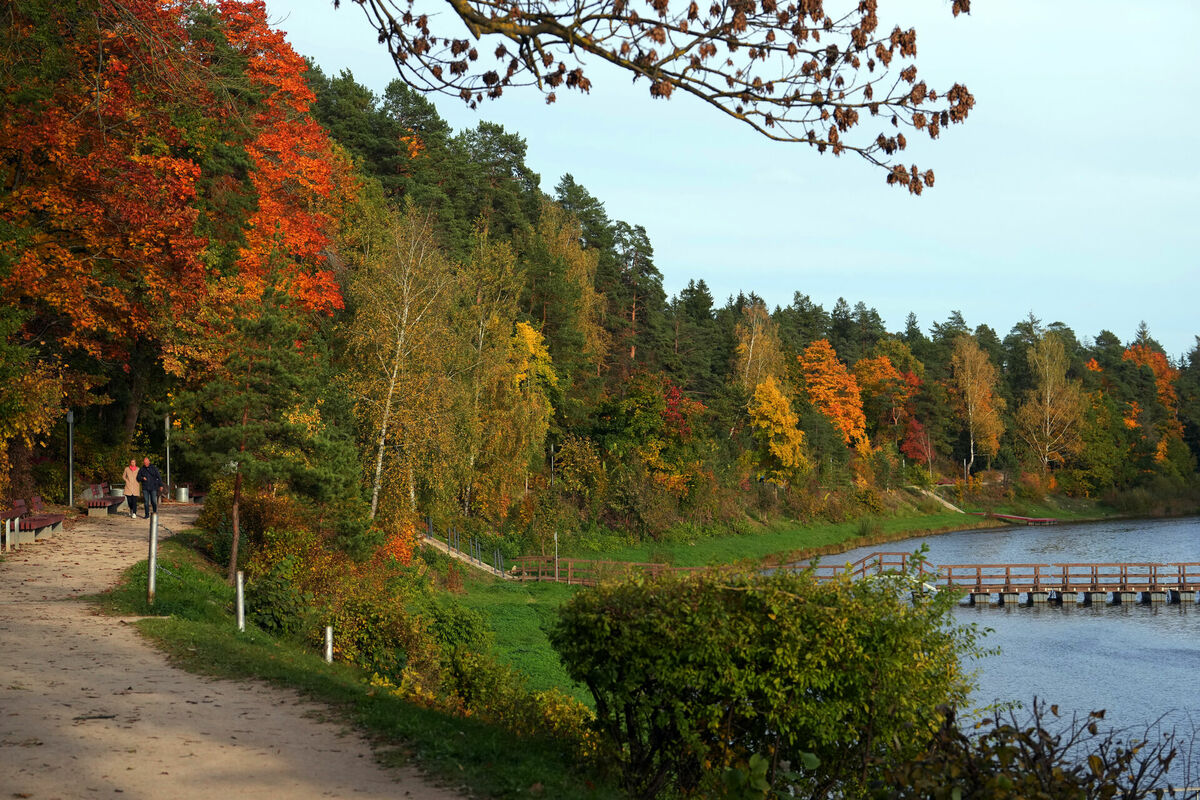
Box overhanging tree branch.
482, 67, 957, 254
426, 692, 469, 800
338, 0, 975, 192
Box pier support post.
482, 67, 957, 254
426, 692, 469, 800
1118, 591, 1138, 605
1148, 591, 1166, 604
999, 592, 1020, 606
1030, 592, 1049, 605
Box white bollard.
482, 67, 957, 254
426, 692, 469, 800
147, 513, 158, 605
236, 571, 245, 632
324, 625, 333, 663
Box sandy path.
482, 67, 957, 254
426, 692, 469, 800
0, 504, 466, 800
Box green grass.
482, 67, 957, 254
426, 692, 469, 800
457, 576, 588, 703
581, 510, 999, 567
92, 538, 621, 800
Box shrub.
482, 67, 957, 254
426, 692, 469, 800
550, 564, 982, 799
244, 554, 313, 636
876, 702, 1197, 800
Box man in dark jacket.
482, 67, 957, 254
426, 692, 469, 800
137, 457, 164, 519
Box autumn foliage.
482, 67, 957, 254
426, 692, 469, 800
798, 339, 868, 449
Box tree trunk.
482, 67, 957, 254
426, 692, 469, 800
227, 407, 248, 584
228, 465, 243, 585
369, 353, 402, 519
122, 370, 146, 443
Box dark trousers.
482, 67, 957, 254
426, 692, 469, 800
143, 489, 159, 517
127, 495, 139, 516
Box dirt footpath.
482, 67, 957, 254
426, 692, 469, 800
0, 503, 465, 800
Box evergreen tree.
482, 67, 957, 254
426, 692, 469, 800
179, 287, 356, 581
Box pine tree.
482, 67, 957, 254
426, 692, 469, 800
179, 287, 354, 582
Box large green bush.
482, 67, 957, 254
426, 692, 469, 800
550, 563, 982, 799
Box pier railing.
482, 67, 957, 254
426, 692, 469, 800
508, 551, 1200, 596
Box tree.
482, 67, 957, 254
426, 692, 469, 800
949, 334, 1004, 474
747, 375, 810, 488
346, 203, 457, 519
342, 0, 976, 191
797, 339, 867, 449
1123, 340, 1186, 470
1015, 332, 1085, 478
733, 295, 786, 394
219, 0, 350, 315
179, 287, 350, 582
854, 353, 916, 441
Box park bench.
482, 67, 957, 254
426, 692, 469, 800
9, 498, 64, 543
81, 483, 126, 517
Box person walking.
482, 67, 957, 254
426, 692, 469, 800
121, 459, 141, 519
137, 457, 163, 519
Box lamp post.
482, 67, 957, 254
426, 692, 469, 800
164, 414, 171, 493
66, 409, 74, 506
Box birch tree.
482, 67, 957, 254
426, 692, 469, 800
1016, 332, 1085, 477
347, 204, 457, 519
949, 334, 1004, 475
734, 296, 785, 394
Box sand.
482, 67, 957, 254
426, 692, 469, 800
0, 503, 466, 800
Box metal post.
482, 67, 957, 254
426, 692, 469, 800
554, 530, 559, 582
66, 410, 74, 507
324, 626, 333, 663
236, 571, 245, 632
164, 414, 171, 495
147, 513, 158, 605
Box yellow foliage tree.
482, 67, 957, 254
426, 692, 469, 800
748, 376, 810, 488
1015, 333, 1085, 477
734, 298, 786, 394
949, 335, 1005, 474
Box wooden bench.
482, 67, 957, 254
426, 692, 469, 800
81, 483, 126, 517
9, 498, 64, 542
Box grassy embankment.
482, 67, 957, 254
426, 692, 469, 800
460, 491, 1124, 697
93, 535, 621, 800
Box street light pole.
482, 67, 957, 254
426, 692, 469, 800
164, 414, 171, 494
66, 409, 74, 507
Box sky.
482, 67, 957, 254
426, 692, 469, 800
262, 0, 1199, 360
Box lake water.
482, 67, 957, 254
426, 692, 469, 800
823, 516, 1200, 779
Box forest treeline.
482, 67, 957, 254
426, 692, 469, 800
4, 0, 1200, 561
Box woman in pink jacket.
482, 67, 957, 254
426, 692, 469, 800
121, 459, 141, 519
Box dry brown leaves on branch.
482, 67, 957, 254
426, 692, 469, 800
339, 0, 974, 192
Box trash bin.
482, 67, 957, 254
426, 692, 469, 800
175, 486, 189, 503
111, 486, 125, 497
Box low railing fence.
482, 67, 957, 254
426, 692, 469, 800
506, 551, 1200, 594
423, 516, 506, 574
937, 562, 1200, 593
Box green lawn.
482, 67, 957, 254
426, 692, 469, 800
457, 576, 589, 703
579, 511, 999, 567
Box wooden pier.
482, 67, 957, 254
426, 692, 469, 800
509, 551, 1200, 606
805, 552, 1200, 606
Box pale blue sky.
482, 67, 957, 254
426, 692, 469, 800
264, 0, 1199, 360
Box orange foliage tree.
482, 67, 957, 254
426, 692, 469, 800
797, 339, 868, 449
854, 354, 919, 441
216, 0, 351, 314
1, 0, 209, 367
1122, 344, 1185, 464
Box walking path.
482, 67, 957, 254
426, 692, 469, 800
0, 503, 465, 800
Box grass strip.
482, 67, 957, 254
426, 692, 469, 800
92, 537, 622, 800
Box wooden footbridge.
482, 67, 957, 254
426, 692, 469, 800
803, 552, 1200, 606
508, 551, 1200, 606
